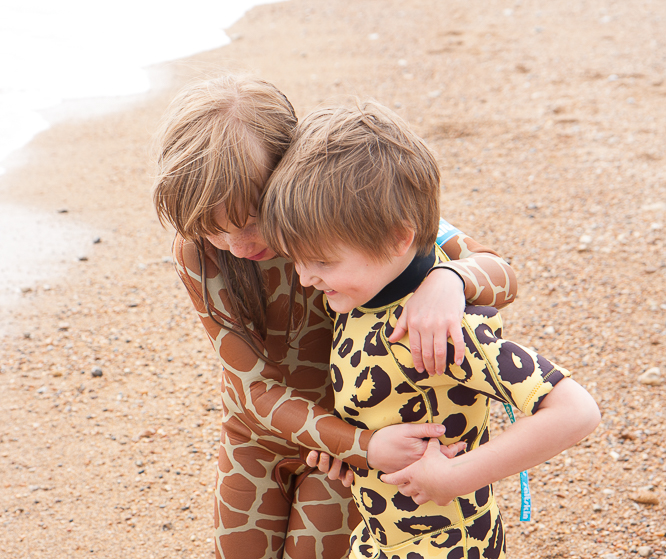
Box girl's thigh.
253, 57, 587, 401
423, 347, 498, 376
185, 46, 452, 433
213, 445, 293, 559
284, 469, 361, 559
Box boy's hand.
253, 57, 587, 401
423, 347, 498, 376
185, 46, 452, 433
389, 268, 465, 375
367, 423, 446, 472
381, 437, 459, 506
306, 451, 354, 487
306, 423, 467, 486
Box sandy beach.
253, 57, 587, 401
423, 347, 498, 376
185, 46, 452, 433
1, 1, 665, 557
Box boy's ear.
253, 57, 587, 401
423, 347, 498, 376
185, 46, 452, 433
393, 227, 416, 257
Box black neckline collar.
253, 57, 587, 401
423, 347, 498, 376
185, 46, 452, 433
362, 246, 436, 309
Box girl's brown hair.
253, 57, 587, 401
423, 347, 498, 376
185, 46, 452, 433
260, 100, 440, 264
152, 74, 298, 357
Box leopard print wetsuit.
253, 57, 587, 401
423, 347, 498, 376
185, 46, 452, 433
172, 222, 517, 559
325, 245, 571, 559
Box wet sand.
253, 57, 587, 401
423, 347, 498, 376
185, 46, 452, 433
1, 1, 665, 558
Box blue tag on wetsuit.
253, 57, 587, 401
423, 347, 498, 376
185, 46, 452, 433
502, 403, 532, 521
436, 217, 531, 520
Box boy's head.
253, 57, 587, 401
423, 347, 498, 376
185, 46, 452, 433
152, 74, 297, 242
260, 100, 441, 312
260, 100, 440, 264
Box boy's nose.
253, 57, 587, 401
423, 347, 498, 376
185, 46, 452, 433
295, 263, 314, 287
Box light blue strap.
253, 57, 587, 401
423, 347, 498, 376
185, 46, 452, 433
436, 217, 462, 246
437, 216, 530, 519
502, 403, 532, 521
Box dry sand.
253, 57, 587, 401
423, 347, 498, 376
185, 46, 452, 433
1, 1, 665, 558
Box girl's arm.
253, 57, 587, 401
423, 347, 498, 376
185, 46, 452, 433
173, 236, 441, 472
394, 220, 517, 375
381, 378, 600, 505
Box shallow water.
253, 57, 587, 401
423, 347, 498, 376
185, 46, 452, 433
0, 205, 93, 310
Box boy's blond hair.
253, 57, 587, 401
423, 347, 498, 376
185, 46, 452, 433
152, 74, 297, 240
260, 101, 440, 263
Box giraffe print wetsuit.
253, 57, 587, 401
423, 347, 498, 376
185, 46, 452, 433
325, 245, 571, 559
172, 222, 517, 559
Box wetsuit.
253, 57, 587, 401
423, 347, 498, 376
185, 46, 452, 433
172, 224, 517, 559
325, 245, 570, 559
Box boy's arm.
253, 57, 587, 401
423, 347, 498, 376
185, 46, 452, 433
381, 378, 600, 505
392, 219, 517, 375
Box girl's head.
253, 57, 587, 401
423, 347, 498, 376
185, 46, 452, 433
152, 73, 297, 257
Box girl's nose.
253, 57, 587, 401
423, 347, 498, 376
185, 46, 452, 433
226, 234, 256, 259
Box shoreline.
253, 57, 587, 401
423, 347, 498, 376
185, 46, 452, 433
0, 61, 182, 322
0, 1, 664, 558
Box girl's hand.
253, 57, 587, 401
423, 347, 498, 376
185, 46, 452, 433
389, 268, 465, 375
381, 437, 458, 506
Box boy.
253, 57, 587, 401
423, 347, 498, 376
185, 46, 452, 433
259, 101, 600, 559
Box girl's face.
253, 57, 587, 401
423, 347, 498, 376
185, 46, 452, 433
206, 203, 277, 261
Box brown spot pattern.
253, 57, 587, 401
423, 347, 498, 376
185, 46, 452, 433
172, 231, 519, 559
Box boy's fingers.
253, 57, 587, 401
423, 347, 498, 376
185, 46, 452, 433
380, 471, 406, 486
425, 436, 442, 454
411, 493, 428, 505
343, 469, 354, 487
327, 458, 343, 480
404, 423, 445, 439
317, 453, 331, 473
440, 441, 466, 459
306, 450, 319, 468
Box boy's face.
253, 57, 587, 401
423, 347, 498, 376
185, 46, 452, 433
295, 243, 413, 313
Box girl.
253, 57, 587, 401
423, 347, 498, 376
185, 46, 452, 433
152, 74, 517, 559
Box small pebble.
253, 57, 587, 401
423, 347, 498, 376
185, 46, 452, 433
638, 367, 662, 386
77, 255, 88, 261
91, 367, 103, 378
592, 504, 602, 512
630, 491, 660, 505
638, 546, 653, 558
